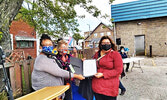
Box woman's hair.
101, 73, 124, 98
98, 36, 117, 51
120, 46, 124, 50
40, 34, 51, 46
57, 40, 68, 50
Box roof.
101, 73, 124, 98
111, 0, 167, 22
84, 22, 112, 40
90, 38, 101, 44
15, 36, 36, 41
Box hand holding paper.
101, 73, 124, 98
95, 73, 103, 78
74, 74, 85, 80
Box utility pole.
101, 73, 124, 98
87, 24, 90, 35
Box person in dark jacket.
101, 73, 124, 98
120, 46, 130, 72
119, 46, 129, 95
56, 40, 85, 100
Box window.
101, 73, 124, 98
16, 41, 34, 48
94, 33, 97, 37
100, 33, 104, 36
107, 32, 111, 36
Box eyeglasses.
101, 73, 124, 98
101, 42, 111, 45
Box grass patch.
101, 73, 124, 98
0, 91, 8, 100
21, 65, 26, 94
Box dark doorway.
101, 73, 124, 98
135, 35, 145, 56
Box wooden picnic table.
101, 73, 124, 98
15, 85, 69, 100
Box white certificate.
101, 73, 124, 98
70, 57, 97, 77
83, 59, 97, 77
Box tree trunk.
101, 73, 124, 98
0, 0, 23, 51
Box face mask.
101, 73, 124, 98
121, 50, 125, 53
60, 49, 68, 55
101, 44, 111, 51
42, 46, 53, 53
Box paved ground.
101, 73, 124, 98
118, 57, 167, 100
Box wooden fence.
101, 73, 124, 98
83, 48, 98, 59
76, 48, 98, 59
0, 59, 35, 98
71, 48, 97, 59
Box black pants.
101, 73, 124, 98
94, 92, 117, 100
78, 78, 93, 100
124, 63, 130, 72
64, 87, 72, 100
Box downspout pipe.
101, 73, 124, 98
113, 22, 117, 44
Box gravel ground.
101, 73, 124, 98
118, 57, 167, 100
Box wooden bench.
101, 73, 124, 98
15, 85, 69, 100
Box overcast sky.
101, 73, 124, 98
76, 0, 139, 35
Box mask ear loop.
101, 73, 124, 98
110, 43, 114, 50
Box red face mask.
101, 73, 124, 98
60, 49, 68, 55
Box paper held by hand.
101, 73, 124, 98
70, 57, 97, 77
83, 59, 97, 77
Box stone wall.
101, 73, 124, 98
115, 17, 167, 56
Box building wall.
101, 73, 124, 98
86, 24, 114, 48
115, 17, 167, 56
84, 31, 91, 38
10, 20, 37, 58
92, 24, 113, 39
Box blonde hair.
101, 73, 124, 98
57, 40, 68, 50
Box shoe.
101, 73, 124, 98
120, 90, 126, 95
121, 74, 125, 79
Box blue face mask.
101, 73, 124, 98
42, 46, 54, 53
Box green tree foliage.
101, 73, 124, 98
0, 32, 3, 41
72, 33, 84, 45
15, 0, 115, 38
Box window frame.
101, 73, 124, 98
100, 32, 104, 36
94, 33, 97, 37
16, 41, 34, 49
107, 32, 111, 36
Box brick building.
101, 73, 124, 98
10, 20, 37, 58
111, 0, 167, 56
84, 22, 114, 48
